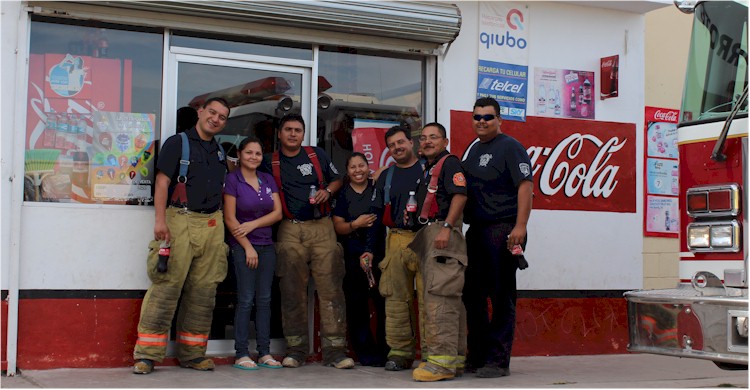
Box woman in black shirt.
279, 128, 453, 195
332, 152, 388, 366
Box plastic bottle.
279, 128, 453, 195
309, 185, 321, 219
43, 112, 58, 148
537, 84, 547, 114
157, 241, 170, 273
405, 190, 418, 229
583, 78, 592, 102
570, 89, 577, 113
56, 114, 69, 149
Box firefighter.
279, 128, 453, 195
260, 114, 353, 369
133, 97, 231, 374
462, 97, 534, 378
408, 123, 468, 382
375, 126, 426, 371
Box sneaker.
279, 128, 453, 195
384, 357, 413, 371
180, 357, 215, 371
412, 362, 455, 382
476, 365, 510, 378
282, 356, 301, 368
329, 357, 355, 369
133, 359, 154, 374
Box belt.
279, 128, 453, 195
286, 217, 325, 224
170, 204, 220, 214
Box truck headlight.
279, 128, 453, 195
687, 225, 710, 248
687, 220, 741, 252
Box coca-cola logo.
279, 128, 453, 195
528, 134, 626, 198
653, 110, 678, 122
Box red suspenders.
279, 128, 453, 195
271, 146, 330, 220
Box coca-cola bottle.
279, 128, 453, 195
157, 241, 170, 273
509, 239, 529, 270
309, 185, 321, 219
405, 191, 417, 229
570, 89, 577, 113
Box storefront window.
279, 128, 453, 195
171, 32, 312, 61
25, 18, 163, 205
317, 47, 424, 172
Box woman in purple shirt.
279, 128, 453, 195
223, 136, 282, 370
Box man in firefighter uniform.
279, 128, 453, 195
133, 97, 231, 374
375, 126, 425, 371
260, 114, 353, 369
462, 97, 533, 378
408, 122, 468, 382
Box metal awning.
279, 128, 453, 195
71, 1, 462, 45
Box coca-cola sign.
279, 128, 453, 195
646, 106, 679, 123
450, 111, 636, 212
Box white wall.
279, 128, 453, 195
440, 2, 648, 290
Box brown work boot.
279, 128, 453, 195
412, 362, 455, 382
180, 357, 215, 371
133, 359, 154, 374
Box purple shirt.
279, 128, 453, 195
224, 170, 278, 246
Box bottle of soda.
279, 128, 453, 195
157, 241, 170, 273
309, 185, 321, 219
509, 238, 529, 270
405, 190, 418, 229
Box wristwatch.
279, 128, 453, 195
442, 222, 453, 229
325, 188, 332, 196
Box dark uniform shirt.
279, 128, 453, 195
260, 146, 341, 221
333, 182, 385, 256
157, 127, 227, 212
462, 133, 533, 225
416, 150, 467, 223
375, 160, 424, 230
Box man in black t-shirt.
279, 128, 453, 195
133, 97, 230, 374
259, 114, 352, 369
462, 97, 533, 379
409, 122, 468, 382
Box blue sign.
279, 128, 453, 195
476, 60, 528, 122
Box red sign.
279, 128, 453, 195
600, 55, 619, 100
450, 111, 636, 213
352, 127, 393, 172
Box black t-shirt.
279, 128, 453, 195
333, 182, 384, 255
157, 127, 227, 212
462, 133, 533, 224
374, 160, 424, 229
416, 151, 467, 222
260, 146, 341, 221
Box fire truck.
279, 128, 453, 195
625, 0, 748, 369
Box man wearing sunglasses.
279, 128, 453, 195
461, 97, 533, 378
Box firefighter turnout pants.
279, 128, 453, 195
275, 218, 348, 365
408, 222, 468, 372
134, 207, 229, 363
378, 228, 425, 362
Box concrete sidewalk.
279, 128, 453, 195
2, 354, 747, 388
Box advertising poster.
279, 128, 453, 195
89, 112, 155, 204
25, 52, 138, 204
535, 68, 596, 119
646, 196, 679, 234
351, 119, 400, 172
600, 55, 619, 100
646, 158, 679, 196
451, 111, 636, 213
478, 2, 529, 122
477, 60, 528, 122
643, 106, 680, 237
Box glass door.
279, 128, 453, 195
165, 52, 310, 356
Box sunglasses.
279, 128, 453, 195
473, 114, 497, 121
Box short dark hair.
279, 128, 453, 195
238, 136, 262, 153
203, 97, 231, 116
422, 122, 446, 138
279, 113, 305, 132
384, 125, 411, 144
474, 97, 500, 117
346, 151, 368, 168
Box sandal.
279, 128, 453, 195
258, 355, 283, 369
233, 356, 258, 370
